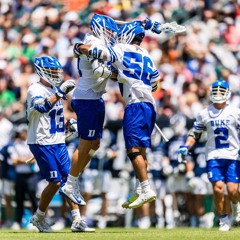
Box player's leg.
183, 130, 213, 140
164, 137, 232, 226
225, 160, 240, 225
123, 103, 156, 208
97, 170, 112, 229
29, 144, 67, 232
61, 99, 104, 197
207, 159, 231, 231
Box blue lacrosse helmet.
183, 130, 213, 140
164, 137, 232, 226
115, 21, 145, 44
90, 13, 118, 46
210, 80, 231, 103
34, 56, 63, 87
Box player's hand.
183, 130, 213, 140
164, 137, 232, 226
144, 18, 162, 34
65, 118, 78, 141
91, 59, 112, 79
177, 145, 189, 163
56, 79, 76, 99
73, 43, 83, 58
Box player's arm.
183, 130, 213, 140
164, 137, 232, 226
31, 80, 76, 113
74, 43, 111, 78
178, 115, 204, 163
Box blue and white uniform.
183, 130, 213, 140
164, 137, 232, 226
72, 34, 108, 140
106, 43, 160, 149
193, 104, 240, 182
26, 82, 70, 182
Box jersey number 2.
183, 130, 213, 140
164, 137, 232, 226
214, 127, 229, 149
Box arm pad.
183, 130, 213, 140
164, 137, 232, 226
188, 129, 202, 141
33, 97, 54, 113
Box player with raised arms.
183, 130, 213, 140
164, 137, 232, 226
75, 20, 163, 208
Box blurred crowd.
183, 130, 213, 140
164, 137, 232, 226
0, 0, 240, 230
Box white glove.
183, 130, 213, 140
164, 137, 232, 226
177, 145, 189, 163
91, 59, 112, 79
56, 79, 76, 99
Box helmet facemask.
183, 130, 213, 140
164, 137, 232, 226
34, 56, 63, 87
115, 21, 145, 45
210, 85, 231, 103
90, 14, 118, 46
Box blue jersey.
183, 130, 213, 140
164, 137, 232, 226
165, 135, 187, 168
0, 143, 16, 180
189, 142, 207, 177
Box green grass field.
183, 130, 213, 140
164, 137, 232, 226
1, 227, 240, 240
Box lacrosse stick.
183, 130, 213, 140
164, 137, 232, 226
25, 156, 35, 164
115, 20, 186, 34
160, 22, 186, 33
154, 123, 169, 142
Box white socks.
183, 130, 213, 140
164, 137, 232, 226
36, 208, 45, 220
66, 175, 78, 191
71, 209, 81, 222
140, 180, 151, 193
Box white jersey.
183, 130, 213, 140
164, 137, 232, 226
72, 33, 108, 100
193, 104, 240, 161
26, 82, 65, 145
106, 43, 159, 110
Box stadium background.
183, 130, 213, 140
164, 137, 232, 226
0, 0, 239, 230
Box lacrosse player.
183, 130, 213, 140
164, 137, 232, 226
77, 20, 163, 209
177, 80, 240, 231
27, 56, 94, 233
59, 14, 118, 205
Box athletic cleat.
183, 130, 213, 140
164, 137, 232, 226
122, 192, 140, 208
71, 219, 95, 232
219, 216, 231, 231
59, 185, 86, 206
30, 214, 53, 233
128, 189, 156, 208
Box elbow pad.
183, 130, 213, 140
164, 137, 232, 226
73, 43, 83, 58
188, 129, 202, 141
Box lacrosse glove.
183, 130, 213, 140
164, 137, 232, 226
177, 145, 189, 163
56, 79, 76, 100
144, 18, 162, 34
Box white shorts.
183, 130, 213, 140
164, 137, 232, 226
2, 179, 15, 196
167, 174, 189, 193
80, 168, 112, 194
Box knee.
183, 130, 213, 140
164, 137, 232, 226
48, 181, 61, 191
92, 139, 100, 151
127, 152, 141, 162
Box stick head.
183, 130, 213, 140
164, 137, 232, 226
162, 22, 187, 33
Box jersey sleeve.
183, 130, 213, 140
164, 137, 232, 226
106, 45, 122, 63
193, 113, 205, 133
27, 85, 53, 113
